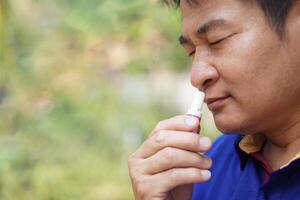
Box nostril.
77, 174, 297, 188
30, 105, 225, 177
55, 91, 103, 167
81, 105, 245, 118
203, 79, 213, 89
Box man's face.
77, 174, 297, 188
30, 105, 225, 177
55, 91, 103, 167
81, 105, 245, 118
180, 0, 300, 134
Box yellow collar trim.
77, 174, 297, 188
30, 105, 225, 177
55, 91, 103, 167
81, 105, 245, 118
239, 134, 266, 154
239, 134, 300, 169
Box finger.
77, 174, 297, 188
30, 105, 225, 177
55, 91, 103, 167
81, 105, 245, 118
142, 147, 212, 174
150, 115, 200, 137
136, 130, 212, 158
154, 168, 211, 192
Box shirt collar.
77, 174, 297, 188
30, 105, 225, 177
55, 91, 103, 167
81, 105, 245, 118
239, 134, 266, 154
235, 134, 300, 170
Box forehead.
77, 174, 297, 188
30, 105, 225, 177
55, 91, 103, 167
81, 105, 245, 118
180, 0, 252, 10
180, 0, 256, 33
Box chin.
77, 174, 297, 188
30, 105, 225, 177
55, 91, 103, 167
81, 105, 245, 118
213, 112, 251, 134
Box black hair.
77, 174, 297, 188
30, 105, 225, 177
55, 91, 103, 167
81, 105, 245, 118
163, 0, 297, 35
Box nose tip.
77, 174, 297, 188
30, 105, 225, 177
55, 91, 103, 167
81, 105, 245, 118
190, 60, 219, 91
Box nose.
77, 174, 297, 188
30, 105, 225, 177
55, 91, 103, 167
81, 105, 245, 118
190, 47, 219, 91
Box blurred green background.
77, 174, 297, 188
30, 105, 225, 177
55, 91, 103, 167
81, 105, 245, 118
0, 0, 219, 199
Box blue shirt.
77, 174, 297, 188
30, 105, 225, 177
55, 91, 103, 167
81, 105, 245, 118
192, 134, 300, 200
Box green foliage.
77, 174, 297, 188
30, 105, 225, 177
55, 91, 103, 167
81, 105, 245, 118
0, 0, 219, 199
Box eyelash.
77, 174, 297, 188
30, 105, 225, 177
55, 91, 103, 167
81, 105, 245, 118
210, 37, 226, 46
189, 51, 196, 56
188, 35, 232, 57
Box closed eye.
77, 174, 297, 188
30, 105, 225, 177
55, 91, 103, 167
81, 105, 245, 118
188, 34, 236, 56
210, 37, 226, 46
209, 33, 235, 46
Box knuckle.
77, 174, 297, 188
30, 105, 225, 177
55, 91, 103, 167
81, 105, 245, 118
130, 159, 146, 175
128, 164, 136, 177
186, 134, 199, 148
156, 154, 170, 168
129, 170, 137, 180
192, 154, 202, 165
134, 180, 146, 194
134, 177, 151, 199
132, 171, 144, 183
186, 168, 203, 181
191, 168, 202, 177
128, 153, 136, 166
162, 147, 175, 160
128, 155, 143, 175
169, 169, 179, 182
154, 130, 167, 145
193, 169, 207, 182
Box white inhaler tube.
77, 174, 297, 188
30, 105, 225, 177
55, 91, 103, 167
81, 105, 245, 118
186, 91, 205, 133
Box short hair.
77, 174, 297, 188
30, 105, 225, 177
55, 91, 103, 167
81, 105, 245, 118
163, 0, 297, 36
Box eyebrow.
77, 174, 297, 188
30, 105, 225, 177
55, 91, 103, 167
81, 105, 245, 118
186, 0, 199, 6
179, 18, 226, 45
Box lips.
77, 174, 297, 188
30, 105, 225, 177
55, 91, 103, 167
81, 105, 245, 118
205, 95, 231, 110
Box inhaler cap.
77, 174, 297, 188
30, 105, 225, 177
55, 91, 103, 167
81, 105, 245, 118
187, 91, 205, 118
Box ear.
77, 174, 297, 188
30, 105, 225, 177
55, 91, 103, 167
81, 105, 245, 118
289, 0, 300, 22
284, 1, 300, 38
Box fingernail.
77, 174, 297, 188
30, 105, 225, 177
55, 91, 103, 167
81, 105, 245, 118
201, 170, 211, 180
184, 117, 198, 126
203, 157, 212, 167
199, 136, 211, 148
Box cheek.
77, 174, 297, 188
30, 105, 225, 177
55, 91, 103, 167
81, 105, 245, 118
219, 29, 283, 99
211, 30, 291, 132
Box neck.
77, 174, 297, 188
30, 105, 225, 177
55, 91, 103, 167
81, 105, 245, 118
262, 117, 300, 170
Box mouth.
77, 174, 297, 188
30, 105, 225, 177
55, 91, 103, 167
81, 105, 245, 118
205, 95, 231, 111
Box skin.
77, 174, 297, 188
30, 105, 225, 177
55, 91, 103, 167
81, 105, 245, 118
128, 115, 213, 200
128, 0, 300, 199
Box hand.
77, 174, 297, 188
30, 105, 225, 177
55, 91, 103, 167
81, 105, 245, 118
128, 115, 212, 200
